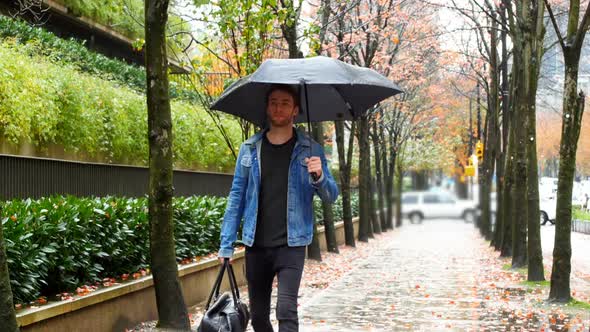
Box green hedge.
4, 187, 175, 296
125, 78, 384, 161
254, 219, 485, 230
0, 16, 197, 101
314, 190, 359, 225
0, 40, 240, 172
1, 195, 226, 304
2, 192, 352, 304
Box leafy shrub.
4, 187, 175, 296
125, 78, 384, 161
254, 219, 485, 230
314, 190, 359, 225
54, 0, 190, 41
0, 16, 196, 101
0, 41, 241, 172
1, 195, 226, 304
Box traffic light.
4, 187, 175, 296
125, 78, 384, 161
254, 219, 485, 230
465, 157, 475, 176
475, 141, 484, 162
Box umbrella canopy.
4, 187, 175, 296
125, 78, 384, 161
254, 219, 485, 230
210, 56, 402, 127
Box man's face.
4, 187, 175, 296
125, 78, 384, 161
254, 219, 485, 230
266, 89, 298, 128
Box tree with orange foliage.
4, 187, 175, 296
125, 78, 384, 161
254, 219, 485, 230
322, 0, 444, 235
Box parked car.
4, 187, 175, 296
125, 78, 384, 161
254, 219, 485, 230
540, 198, 556, 225
488, 192, 556, 225
401, 191, 477, 224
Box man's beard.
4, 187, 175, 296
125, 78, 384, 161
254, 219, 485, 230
269, 113, 295, 127
270, 117, 293, 127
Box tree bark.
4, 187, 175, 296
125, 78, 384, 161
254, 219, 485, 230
506, 11, 528, 267
500, 69, 516, 258
479, 10, 501, 242
524, 0, 546, 282
395, 163, 403, 228
358, 117, 371, 242
307, 222, 323, 261
550, 56, 584, 302
545, 0, 590, 302
372, 118, 387, 231
314, 123, 339, 253
145, 1, 191, 329
278, 0, 303, 59
383, 124, 395, 230
511, 63, 528, 268
0, 223, 18, 332
492, 2, 510, 251
335, 121, 356, 247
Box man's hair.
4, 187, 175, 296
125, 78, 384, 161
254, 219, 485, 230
266, 84, 300, 107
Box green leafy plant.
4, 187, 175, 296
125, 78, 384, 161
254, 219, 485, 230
314, 190, 359, 225
1, 195, 226, 304
0, 41, 241, 172
0, 16, 196, 101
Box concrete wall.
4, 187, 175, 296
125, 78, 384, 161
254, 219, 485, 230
17, 218, 359, 332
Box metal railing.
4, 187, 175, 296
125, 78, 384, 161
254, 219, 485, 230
0, 154, 233, 200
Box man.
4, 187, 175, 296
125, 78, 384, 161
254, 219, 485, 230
218, 84, 339, 332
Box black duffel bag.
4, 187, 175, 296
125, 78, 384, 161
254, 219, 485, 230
198, 259, 249, 332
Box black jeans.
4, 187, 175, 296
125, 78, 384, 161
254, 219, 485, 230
245, 245, 306, 332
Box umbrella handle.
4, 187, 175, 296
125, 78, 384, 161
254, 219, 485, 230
302, 81, 319, 182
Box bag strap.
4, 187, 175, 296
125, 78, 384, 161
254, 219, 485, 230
226, 261, 241, 303
204, 259, 227, 309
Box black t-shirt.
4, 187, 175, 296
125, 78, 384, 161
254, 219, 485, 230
254, 131, 297, 247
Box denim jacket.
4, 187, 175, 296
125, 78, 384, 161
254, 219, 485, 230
218, 128, 339, 258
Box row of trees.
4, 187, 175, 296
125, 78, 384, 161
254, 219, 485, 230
0, 0, 486, 331
449, 0, 589, 303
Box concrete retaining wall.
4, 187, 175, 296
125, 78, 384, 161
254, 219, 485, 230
17, 217, 360, 331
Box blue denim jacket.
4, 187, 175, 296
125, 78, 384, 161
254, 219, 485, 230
218, 128, 339, 258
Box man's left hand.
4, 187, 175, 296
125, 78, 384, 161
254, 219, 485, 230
305, 157, 323, 178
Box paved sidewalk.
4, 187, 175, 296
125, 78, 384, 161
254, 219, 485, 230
297, 220, 589, 331
134, 220, 590, 331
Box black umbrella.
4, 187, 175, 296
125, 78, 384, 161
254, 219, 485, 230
210, 56, 403, 128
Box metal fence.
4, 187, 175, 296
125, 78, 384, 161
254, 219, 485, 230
0, 154, 233, 200
572, 219, 590, 235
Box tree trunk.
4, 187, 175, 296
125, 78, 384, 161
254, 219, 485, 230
145, 1, 191, 329
500, 75, 516, 258
524, 0, 546, 282
511, 70, 528, 269
358, 117, 370, 242
480, 132, 493, 240
145, 0, 190, 329
412, 171, 428, 190
493, 154, 505, 250
456, 175, 468, 200
395, 164, 403, 228
383, 126, 395, 230
335, 120, 355, 247
480, 13, 501, 241
493, 3, 510, 251
372, 118, 387, 231
370, 173, 381, 235
307, 222, 323, 261
314, 123, 339, 253
550, 55, 584, 302
0, 224, 18, 332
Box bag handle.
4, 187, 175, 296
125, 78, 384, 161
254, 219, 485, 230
204, 259, 242, 309
204, 259, 227, 310
226, 261, 241, 303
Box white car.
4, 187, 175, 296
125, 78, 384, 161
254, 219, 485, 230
540, 198, 556, 225
489, 192, 556, 225
401, 191, 477, 224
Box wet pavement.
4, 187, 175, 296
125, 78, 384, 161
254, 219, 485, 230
134, 219, 590, 331
297, 220, 590, 331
